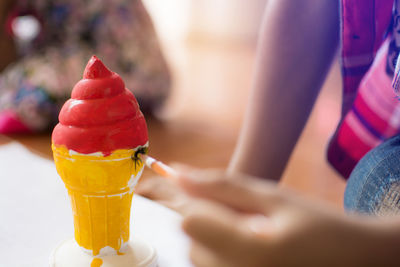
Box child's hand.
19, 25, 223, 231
178, 169, 400, 267
136, 173, 193, 215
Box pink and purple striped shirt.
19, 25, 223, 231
328, 0, 400, 178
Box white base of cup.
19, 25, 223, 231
49, 238, 157, 267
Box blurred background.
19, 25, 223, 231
0, 0, 345, 208
143, 0, 345, 207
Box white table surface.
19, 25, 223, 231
0, 142, 193, 267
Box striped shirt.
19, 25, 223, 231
327, 0, 400, 178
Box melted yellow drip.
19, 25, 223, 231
91, 258, 103, 267
52, 144, 146, 256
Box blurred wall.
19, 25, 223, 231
143, 0, 267, 42
188, 0, 266, 42
143, 0, 191, 42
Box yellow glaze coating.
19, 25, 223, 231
52, 144, 146, 256
91, 258, 103, 267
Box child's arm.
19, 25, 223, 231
229, 0, 339, 180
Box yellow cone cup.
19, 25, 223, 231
52, 144, 146, 256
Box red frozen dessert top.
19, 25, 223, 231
52, 56, 148, 155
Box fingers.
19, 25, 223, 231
177, 168, 288, 214
183, 199, 274, 267
189, 242, 232, 267
183, 199, 268, 257
183, 200, 246, 250
136, 176, 166, 199
136, 175, 199, 215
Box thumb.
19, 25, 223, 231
177, 168, 288, 215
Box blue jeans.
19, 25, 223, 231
344, 135, 400, 215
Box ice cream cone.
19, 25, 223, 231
51, 56, 149, 257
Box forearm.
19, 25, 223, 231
228, 0, 339, 180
